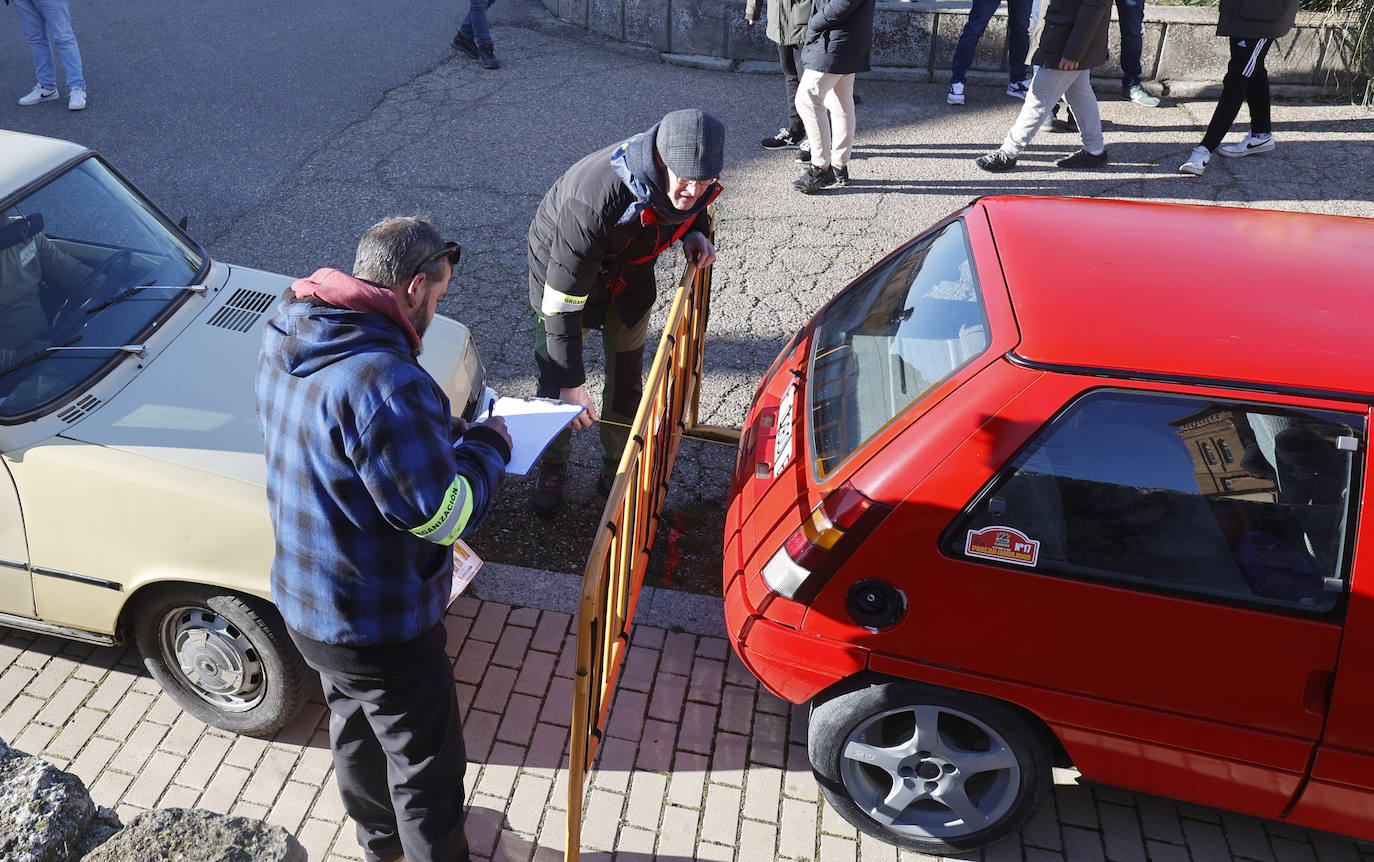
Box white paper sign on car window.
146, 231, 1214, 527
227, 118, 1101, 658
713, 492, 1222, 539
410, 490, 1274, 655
773, 381, 798, 477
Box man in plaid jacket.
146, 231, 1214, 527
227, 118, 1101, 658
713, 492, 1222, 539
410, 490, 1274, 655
257, 216, 509, 862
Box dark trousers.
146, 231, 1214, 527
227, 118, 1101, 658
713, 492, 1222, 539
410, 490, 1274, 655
298, 623, 471, 862
1202, 37, 1272, 151
950, 0, 1032, 84
779, 42, 805, 138
1115, 0, 1145, 89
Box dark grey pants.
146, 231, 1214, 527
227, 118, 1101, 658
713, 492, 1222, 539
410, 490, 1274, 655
297, 623, 471, 862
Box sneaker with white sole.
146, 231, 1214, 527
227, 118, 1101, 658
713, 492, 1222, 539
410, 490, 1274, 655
1126, 84, 1161, 107
1179, 145, 1211, 176
68, 88, 86, 111
1218, 133, 1275, 157
796, 138, 811, 163
1006, 80, 1030, 99
761, 127, 802, 150
947, 82, 966, 105
18, 85, 58, 106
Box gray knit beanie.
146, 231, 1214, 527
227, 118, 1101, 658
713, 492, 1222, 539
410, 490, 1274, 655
654, 109, 725, 180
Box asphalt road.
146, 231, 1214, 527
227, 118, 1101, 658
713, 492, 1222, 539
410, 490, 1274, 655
5, 0, 1372, 590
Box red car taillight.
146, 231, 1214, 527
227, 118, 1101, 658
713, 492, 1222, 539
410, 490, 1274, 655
762, 481, 893, 602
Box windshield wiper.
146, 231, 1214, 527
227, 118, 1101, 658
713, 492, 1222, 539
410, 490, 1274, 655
0, 341, 149, 382
85, 283, 208, 315
0, 338, 80, 381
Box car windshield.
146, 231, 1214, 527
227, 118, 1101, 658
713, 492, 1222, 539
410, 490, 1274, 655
809, 219, 989, 476
0, 156, 204, 422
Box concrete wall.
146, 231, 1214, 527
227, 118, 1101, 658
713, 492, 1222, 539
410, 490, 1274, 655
538, 0, 1357, 95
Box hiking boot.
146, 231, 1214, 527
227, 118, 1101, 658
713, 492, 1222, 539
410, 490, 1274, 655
477, 43, 500, 69
1179, 145, 1211, 176
1049, 103, 1077, 132
1006, 79, 1030, 100
18, 85, 58, 106
975, 150, 1017, 172
761, 127, 802, 150
532, 461, 568, 518
68, 88, 86, 111
832, 165, 849, 187
946, 82, 966, 105
1126, 84, 1161, 107
792, 164, 837, 194
452, 31, 479, 58
1218, 133, 1275, 158
1056, 148, 1109, 169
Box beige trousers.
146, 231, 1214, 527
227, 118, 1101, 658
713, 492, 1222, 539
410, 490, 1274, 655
795, 68, 856, 170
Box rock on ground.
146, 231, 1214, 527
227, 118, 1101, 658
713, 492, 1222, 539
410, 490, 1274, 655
81, 808, 306, 862
0, 738, 97, 862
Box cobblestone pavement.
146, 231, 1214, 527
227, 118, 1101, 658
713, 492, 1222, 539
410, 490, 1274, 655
4, 571, 1373, 861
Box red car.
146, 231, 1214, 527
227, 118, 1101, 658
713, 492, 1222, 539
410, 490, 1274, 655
722, 196, 1374, 854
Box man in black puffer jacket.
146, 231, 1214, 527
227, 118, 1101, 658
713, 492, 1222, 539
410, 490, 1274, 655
527, 109, 724, 516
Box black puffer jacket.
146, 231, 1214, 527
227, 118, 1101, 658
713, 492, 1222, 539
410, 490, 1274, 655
527, 124, 716, 390
799, 0, 877, 75
1217, 0, 1298, 38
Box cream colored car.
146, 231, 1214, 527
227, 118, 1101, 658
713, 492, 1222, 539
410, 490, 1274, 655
0, 130, 487, 735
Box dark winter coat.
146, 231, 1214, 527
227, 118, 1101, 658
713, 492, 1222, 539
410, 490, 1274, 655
799, 0, 877, 75
1032, 0, 1112, 68
746, 0, 813, 46
527, 124, 718, 390
1217, 0, 1299, 38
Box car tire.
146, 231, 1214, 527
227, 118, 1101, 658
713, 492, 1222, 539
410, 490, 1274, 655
132, 585, 310, 737
809, 677, 1050, 855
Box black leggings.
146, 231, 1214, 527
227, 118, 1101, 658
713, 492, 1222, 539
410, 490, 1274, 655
1202, 37, 1273, 152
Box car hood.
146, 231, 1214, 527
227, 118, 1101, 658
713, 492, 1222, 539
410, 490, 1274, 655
57, 265, 290, 487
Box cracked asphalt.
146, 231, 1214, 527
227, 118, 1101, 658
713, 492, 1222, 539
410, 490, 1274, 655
3, 0, 1372, 589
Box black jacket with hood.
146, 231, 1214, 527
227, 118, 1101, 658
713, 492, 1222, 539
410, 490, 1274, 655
527, 122, 718, 390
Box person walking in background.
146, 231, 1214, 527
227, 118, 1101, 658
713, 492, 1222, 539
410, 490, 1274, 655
1178, 0, 1298, 175
946, 0, 1033, 105
11, 0, 87, 110
746, 0, 814, 157
974, 0, 1111, 172
1116, 0, 1162, 105
453, 0, 500, 69
791, 0, 876, 193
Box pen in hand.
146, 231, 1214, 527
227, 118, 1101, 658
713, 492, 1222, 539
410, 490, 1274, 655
486, 397, 495, 420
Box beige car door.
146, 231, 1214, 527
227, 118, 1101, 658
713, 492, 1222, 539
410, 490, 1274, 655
0, 456, 34, 616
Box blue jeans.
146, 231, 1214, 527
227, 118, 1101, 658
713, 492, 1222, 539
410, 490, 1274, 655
13, 0, 85, 91
950, 0, 1032, 85
458, 0, 498, 47
1116, 0, 1145, 90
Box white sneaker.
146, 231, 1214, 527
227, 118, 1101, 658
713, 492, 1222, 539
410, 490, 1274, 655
947, 82, 966, 105
68, 88, 86, 111
1218, 133, 1274, 158
1006, 80, 1030, 99
1179, 146, 1211, 176
18, 85, 58, 106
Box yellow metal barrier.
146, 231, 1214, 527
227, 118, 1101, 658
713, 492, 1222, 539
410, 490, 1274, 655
565, 245, 739, 859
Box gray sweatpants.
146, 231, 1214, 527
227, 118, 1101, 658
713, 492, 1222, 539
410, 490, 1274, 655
1000, 66, 1105, 157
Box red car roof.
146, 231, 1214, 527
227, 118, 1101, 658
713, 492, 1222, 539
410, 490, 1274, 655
980, 196, 1374, 401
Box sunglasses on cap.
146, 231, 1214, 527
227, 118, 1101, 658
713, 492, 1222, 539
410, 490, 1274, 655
409, 241, 462, 281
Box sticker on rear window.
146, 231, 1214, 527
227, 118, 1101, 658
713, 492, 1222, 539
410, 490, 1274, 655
965, 526, 1039, 567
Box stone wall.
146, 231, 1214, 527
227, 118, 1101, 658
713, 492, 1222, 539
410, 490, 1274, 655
539, 0, 1359, 96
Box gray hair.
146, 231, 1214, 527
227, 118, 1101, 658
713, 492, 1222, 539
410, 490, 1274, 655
352, 216, 446, 287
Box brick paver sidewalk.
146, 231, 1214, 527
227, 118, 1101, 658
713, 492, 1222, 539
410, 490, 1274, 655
3, 591, 1372, 862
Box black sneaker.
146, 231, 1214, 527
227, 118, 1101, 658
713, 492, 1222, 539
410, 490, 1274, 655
532, 461, 567, 518
477, 43, 500, 69
975, 150, 1017, 172
452, 32, 479, 58
1056, 148, 1109, 169
796, 138, 810, 163
792, 164, 836, 194
833, 165, 850, 187
761, 128, 802, 150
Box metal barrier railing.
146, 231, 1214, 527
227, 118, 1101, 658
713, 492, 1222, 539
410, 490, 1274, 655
564, 236, 739, 859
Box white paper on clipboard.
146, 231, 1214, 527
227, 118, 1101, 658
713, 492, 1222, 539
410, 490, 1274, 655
464, 390, 585, 475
